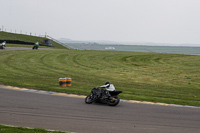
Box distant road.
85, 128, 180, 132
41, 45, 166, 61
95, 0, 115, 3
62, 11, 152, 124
0, 87, 200, 133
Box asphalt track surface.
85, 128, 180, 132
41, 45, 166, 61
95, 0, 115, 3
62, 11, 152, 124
1, 48, 200, 133
0, 86, 200, 133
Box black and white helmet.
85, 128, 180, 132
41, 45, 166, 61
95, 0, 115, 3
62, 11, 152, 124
105, 81, 111, 87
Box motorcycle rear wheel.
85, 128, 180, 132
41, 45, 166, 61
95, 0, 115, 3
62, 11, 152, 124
85, 94, 94, 104
107, 96, 120, 106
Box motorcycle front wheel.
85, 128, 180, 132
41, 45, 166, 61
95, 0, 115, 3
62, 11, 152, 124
107, 96, 120, 106
85, 94, 94, 104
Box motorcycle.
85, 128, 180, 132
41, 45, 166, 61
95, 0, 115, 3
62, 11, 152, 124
32, 45, 38, 50
0, 41, 6, 49
85, 87, 122, 106
32, 42, 39, 50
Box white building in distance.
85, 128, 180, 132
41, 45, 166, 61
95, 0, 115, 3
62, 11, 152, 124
105, 46, 115, 50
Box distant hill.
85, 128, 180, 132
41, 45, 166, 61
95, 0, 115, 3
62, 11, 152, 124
58, 38, 122, 45
58, 38, 200, 47
58, 38, 200, 54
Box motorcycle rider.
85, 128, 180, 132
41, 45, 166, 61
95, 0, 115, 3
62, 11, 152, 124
100, 81, 115, 91
0, 41, 6, 49
99, 81, 115, 98
32, 41, 39, 50
85, 81, 121, 106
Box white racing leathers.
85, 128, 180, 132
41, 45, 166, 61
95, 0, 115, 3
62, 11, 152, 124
100, 84, 115, 91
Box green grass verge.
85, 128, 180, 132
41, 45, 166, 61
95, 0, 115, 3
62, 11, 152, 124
0, 125, 68, 133
0, 49, 200, 106
0, 31, 45, 43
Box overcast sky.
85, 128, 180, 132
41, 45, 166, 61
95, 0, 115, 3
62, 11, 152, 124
1, 0, 200, 45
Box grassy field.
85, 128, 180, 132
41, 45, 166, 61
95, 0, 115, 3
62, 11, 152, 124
0, 49, 199, 106
0, 124, 68, 133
